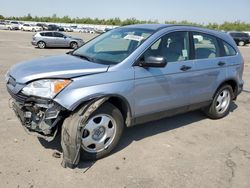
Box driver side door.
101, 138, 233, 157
133, 31, 197, 123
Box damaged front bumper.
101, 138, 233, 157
10, 95, 66, 141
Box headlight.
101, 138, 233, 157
22, 79, 71, 99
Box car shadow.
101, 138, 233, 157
114, 110, 205, 155
38, 102, 238, 169
243, 89, 250, 94
115, 102, 238, 154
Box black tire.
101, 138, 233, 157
70, 42, 78, 49
61, 102, 124, 161
37, 41, 46, 49
203, 84, 233, 119
80, 103, 124, 160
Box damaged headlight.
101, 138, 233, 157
22, 79, 71, 99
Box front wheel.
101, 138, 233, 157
203, 85, 233, 119
70, 42, 78, 49
80, 103, 124, 160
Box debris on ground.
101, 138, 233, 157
52, 152, 61, 158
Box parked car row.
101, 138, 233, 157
0, 20, 109, 34
0, 21, 20, 30
63, 25, 96, 33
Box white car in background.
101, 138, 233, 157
0, 22, 8, 30
64, 26, 73, 32
193, 35, 204, 43
6, 21, 20, 30
21, 24, 42, 32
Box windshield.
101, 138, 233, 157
73, 28, 154, 65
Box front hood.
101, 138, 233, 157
8, 55, 109, 84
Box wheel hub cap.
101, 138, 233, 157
92, 126, 105, 141
81, 114, 117, 153
215, 89, 230, 114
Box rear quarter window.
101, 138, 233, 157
222, 41, 237, 56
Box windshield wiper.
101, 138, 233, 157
70, 53, 93, 62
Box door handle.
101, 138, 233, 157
218, 61, 226, 66
180, 65, 192, 71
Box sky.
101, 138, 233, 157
0, 0, 250, 24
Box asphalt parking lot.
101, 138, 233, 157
0, 30, 250, 188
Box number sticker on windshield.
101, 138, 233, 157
124, 34, 144, 42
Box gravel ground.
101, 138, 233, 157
0, 30, 250, 188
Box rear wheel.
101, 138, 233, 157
70, 42, 78, 49
37, 41, 46, 49
203, 84, 233, 119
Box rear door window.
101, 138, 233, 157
44, 32, 53, 37
193, 32, 220, 59
54, 32, 64, 38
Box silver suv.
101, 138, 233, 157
6, 24, 244, 168
32, 31, 84, 49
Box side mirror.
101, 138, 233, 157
139, 56, 167, 68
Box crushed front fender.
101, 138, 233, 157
61, 97, 109, 168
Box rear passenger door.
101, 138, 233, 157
43, 32, 55, 47
190, 32, 227, 103
54, 32, 68, 47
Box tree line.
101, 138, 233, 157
1, 14, 250, 31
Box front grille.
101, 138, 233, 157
7, 87, 28, 103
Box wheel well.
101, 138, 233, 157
37, 40, 45, 45
106, 97, 132, 127
71, 96, 132, 127
218, 80, 238, 99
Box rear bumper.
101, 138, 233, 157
31, 41, 37, 46
238, 82, 244, 95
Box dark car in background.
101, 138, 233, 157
228, 32, 250, 46
47, 24, 64, 31
31, 31, 84, 49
